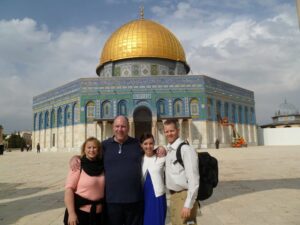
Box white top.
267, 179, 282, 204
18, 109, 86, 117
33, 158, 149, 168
165, 138, 199, 209
142, 155, 166, 197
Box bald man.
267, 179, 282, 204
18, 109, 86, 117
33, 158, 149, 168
70, 116, 143, 225
102, 116, 143, 225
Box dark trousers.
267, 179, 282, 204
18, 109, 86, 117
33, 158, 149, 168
64, 209, 103, 225
106, 202, 143, 225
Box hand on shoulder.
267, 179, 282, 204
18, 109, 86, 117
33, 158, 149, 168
69, 155, 81, 171
156, 146, 167, 158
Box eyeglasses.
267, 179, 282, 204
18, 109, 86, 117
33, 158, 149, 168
118, 144, 122, 154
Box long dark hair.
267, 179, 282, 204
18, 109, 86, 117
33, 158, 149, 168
139, 133, 155, 144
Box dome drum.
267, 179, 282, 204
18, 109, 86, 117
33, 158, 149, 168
98, 58, 188, 77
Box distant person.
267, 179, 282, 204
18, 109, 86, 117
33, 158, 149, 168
140, 133, 167, 225
215, 139, 220, 149
37, 143, 40, 153
64, 137, 105, 225
163, 119, 199, 225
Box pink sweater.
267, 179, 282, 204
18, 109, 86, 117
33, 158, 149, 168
65, 169, 105, 213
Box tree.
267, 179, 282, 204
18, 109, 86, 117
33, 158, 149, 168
7, 134, 26, 149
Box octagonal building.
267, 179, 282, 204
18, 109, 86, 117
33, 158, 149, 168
32, 16, 257, 151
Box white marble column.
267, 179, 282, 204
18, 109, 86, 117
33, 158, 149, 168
103, 121, 107, 140
129, 119, 135, 138
43, 129, 46, 149
94, 122, 98, 139
63, 126, 66, 148
56, 127, 59, 149
178, 119, 183, 139
188, 119, 193, 144
162, 119, 167, 145
71, 124, 74, 148
152, 119, 157, 142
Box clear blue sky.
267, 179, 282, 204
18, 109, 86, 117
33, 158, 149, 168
0, 0, 299, 133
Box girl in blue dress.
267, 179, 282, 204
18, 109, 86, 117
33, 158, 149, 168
140, 133, 167, 225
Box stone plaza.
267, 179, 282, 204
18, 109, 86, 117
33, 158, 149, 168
0, 145, 299, 225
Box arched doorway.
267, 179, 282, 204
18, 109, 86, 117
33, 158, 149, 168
133, 106, 152, 139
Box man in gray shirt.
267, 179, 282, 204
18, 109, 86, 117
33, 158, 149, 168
163, 119, 199, 225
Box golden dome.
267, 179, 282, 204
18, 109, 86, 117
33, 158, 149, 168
96, 19, 189, 74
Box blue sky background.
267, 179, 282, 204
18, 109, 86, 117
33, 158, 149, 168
0, 0, 299, 133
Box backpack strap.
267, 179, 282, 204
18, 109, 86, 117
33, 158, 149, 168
173, 142, 188, 168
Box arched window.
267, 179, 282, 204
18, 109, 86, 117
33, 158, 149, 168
250, 107, 255, 124
207, 98, 213, 119
244, 106, 248, 124
157, 99, 166, 116
86, 101, 96, 122
190, 98, 199, 117
51, 109, 56, 128
64, 105, 72, 126
216, 100, 222, 119
33, 113, 37, 131
174, 99, 183, 116
224, 102, 229, 118
118, 100, 127, 116
238, 105, 243, 123
39, 113, 43, 130
73, 103, 79, 124
102, 101, 112, 118
57, 107, 63, 127
231, 104, 236, 123
44, 111, 49, 129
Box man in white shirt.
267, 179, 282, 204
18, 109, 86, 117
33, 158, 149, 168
163, 119, 199, 225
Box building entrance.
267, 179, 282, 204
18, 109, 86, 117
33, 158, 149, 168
133, 106, 152, 139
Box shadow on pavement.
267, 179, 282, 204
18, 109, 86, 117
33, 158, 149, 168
0, 191, 64, 225
204, 177, 300, 205
0, 183, 48, 200
0, 178, 299, 224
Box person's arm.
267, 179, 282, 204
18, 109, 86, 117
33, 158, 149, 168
64, 188, 78, 225
69, 155, 81, 171
181, 146, 199, 219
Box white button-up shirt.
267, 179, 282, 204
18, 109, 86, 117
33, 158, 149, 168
165, 138, 199, 208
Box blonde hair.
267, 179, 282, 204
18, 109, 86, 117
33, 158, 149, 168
163, 119, 179, 128
80, 137, 102, 160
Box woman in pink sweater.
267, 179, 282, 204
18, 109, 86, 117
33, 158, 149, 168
64, 137, 105, 225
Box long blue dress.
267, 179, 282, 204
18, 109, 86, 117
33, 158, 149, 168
143, 171, 167, 225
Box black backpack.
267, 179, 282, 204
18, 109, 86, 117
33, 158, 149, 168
174, 142, 219, 201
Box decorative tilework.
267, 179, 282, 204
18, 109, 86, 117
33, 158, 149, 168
168, 99, 172, 116
33, 74, 256, 129
132, 64, 139, 76
113, 66, 121, 76
140, 64, 149, 75
185, 97, 189, 115
143, 68, 149, 75
151, 64, 158, 75
113, 100, 117, 117
169, 68, 174, 75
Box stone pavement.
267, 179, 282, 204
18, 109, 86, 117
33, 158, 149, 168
0, 145, 300, 225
